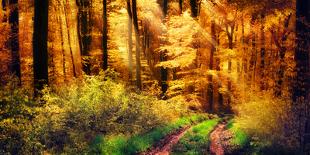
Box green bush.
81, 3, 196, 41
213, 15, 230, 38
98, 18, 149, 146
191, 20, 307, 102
0, 71, 192, 154
0, 77, 43, 154
34, 71, 189, 153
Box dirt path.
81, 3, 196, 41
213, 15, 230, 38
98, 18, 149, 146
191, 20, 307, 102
141, 126, 190, 155
210, 123, 226, 155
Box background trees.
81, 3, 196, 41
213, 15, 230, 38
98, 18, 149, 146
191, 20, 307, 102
0, 0, 309, 153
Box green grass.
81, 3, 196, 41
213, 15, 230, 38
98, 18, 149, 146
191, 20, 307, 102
226, 120, 249, 147
88, 114, 210, 155
171, 118, 220, 155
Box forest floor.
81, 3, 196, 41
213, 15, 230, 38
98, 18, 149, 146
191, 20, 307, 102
210, 123, 226, 155
209, 122, 234, 155
141, 126, 191, 155
141, 119, 238, 155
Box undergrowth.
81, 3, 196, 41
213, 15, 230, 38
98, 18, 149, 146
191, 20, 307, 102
88, 114, 211, 155
0, 71, 192, 154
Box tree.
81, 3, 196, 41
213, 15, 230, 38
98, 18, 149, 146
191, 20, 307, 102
190, 0, 198, 18
259, 13, 266, 90
294, 0, 309, 151
270, 14, 292, 96
132, 0, 142, 89
77, 0, 92, 75
33, 0, 48, 95
127, 0, 133, 80
48, 0, 83, 84
18, 0, 34, 88
160, 0, 168, 96
102, 0, 108, 70
179, 0, 183, 14
208, 20, 216, 111
8, 0, 21, 82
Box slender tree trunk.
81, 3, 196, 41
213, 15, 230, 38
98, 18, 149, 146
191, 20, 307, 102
8, 0, 20, 82
77, 0, 92, 75
208, 20, 216, 111
273, 14, 291, 97
260, 13, 266, 90
226, 24, 234, 108
160, 0, 168, 97
179, 0, 183, 14
18, 0, 34, 89
190, 0, 198, 18
102, 0, 108, 70
249, 18, 256, 88
63, 3, 77, 77
127, 0, 133, 80
33, 0, 49, 95
215, 28, 224, 106
132, 0, 142, 89
241, 15, 247, 79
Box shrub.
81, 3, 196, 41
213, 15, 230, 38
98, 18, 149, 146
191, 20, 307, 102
233, 91, 299, 150
33, 71, 188, 153
0, 77, 43, 154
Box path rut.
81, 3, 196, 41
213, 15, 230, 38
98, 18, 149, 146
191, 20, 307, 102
141, 126, 190, 155
210, 123, 226, 155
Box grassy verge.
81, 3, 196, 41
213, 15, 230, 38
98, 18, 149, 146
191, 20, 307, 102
88, 114, 212, 155
171, 118, 221, 155
226, 120, 249, 148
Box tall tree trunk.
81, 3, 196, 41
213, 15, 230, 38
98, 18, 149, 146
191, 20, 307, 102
19, 0, 34, 89
48, 0, 82, 84
208, 20, 215, 111
179, 0, 183, 14
8, 0, 20, 82
160, 0, 168, 97
249, 18, 256, 88
33, 0, 48, 95
77, 0, 92, 75
190, 0, 198, 18
132, 0, 142, 89
260, 13, 266, 90
226, 24, 234, 108
273, 14, 291, 97
294, 0, 309, 151
102, 0, 108, 70
127, 0, 133, 80
215, 28, 224, 106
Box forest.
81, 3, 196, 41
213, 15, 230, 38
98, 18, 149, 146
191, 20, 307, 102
0, 0, 309, 154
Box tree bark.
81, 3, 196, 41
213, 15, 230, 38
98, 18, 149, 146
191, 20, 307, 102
226, 23, 234, 107
8, 0, 21, 82
160, 0, 168, 97
127, 0, 133, 80
19, 0, 34, 88
272, 14, 291, 96
77, 0, 92, 75
179, 0, 183, 14
260, 13, 266, 90
132, 0, 142, 89
102, 0, 108, 70
33, 0, 48, 95
208, 20, 216, 111
190, 0, 198, 18
294, 0, 309, 151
